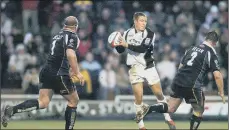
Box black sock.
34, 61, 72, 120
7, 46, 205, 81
12, 99, 39, 114
190, 114, 202, 130
65, 106, 77, 130
147, 102, 168, 115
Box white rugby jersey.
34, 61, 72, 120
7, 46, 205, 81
122, 27, 156, 67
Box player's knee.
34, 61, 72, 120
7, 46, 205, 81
68, 95, 79, 107
38, 99, 50, 109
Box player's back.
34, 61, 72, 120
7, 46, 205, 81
174, 43, 219, 88
44, 30, 79, 76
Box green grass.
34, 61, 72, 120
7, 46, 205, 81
2, 120, 228, 129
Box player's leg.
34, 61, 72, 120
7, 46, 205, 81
58, 76, 79, 130
1, 89, 53, 127
128, 65, 148, 129
147, 67, 176, 129
62, 91, 79, 130
146, 96, 183, 114
132, 82, 146, 129
189, 89, 205, 130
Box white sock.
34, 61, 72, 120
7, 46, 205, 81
134, 102, 143, 113
134, 103, 145, 128
157, 96, 172, 121
138, 119, 145, 128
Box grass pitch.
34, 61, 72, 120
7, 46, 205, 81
1, 120, 228, 129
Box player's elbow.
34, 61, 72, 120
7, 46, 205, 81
213, 71, 222, 80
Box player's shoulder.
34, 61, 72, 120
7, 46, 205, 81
199, 44, 217, 55
124, 27, 134, 34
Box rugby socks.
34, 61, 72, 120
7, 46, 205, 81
65, 105, 77, 130
190, 114, 202, 130
134, 102, 143, 112
147, 102, 168, 115
12, 99, 39, 114
134, 103, 145, 128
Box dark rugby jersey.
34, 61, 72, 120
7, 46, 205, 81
173, 43, 220, 88
45, 30, 80, 76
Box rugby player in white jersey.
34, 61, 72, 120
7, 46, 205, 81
111, 12, 176, 130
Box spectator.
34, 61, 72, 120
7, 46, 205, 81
78, 12, 93, 36
22, 67, 39, 94
22, 0, 39, 34
80, 52, 102, 72
8, 44, 34, 75
109, 9, 130, 33
57, 3, 74, 26
1, 13, 12, 36
97, 7, 112, 29
156, 55, 176, 92
92, 24, 107, 48
115, 65, 131, 95
78, 29, 92, 59
205, 5, 219, 26
98, 62, 116, 100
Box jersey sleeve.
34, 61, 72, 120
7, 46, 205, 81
208, 51, 220, 72
65, 34, 80, 50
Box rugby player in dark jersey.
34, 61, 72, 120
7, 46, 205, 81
138, 31, 225, 130
1, 16, 85, 130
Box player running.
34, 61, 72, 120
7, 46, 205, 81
139, 31, 225, 130
1, 16, 85, 130
111, 12, 176, 130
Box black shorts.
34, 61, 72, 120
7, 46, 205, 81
39, 68, 76, 95
170, 82, 205, 105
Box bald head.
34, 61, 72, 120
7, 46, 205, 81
64, 16, 78, 27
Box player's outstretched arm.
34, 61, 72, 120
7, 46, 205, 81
66, 49, 85, 86
213, 71, 225, 103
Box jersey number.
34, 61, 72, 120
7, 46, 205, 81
51, 40, 57, 55
187, 52, 198, 66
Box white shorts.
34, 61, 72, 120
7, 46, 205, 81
128, 64, 160, 85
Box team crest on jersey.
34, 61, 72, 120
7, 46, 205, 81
70, 39, 74, 43
68, 39, 74, 47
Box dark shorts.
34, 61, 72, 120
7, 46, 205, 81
39, 68, 76, 95
170, 82, 205, 105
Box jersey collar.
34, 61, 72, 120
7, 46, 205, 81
203, 41, 217, 54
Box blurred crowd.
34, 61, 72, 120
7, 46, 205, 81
1, 0, 228, 99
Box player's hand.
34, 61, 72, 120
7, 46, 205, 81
218, 92, 225, 104
71, 72, 85, 86
118, 36, 128, 48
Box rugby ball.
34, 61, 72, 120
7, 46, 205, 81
108, 31, 121, 47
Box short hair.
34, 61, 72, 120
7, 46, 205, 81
205, 31, 219, 42
133, 12, 146, 21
